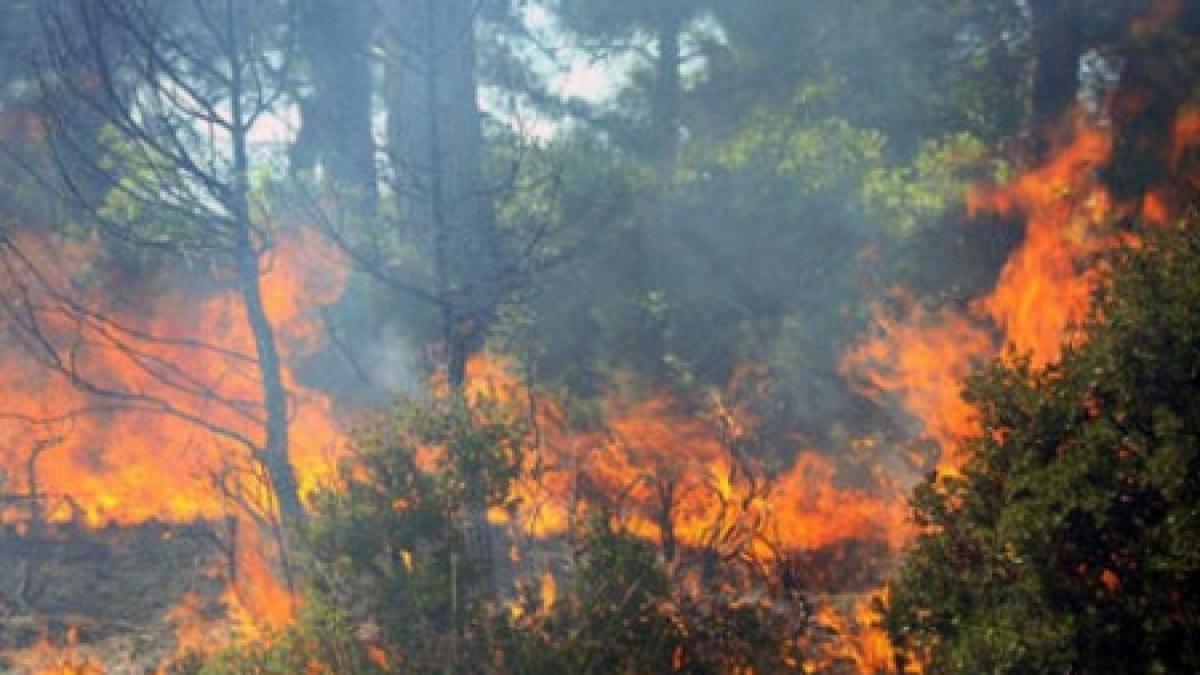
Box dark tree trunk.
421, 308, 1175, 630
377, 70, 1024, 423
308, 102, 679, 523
386, 0, 501, 345
632, 9, 686, 374
230, 12, 303, 523
1028, 0, 1086, 132
384, 0, 504, 593
32, 0, 308, 528
653, 9, 683, 171
234, 235, 303, 523
293, 0, 378, 211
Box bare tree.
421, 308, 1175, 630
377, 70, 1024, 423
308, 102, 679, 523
17, 0, 306, 522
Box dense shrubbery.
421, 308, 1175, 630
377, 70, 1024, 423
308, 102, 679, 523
186, 391, 809, 674
500, 515, 811, 673
886, 215, 1200, 673
196, 208, 1200, 673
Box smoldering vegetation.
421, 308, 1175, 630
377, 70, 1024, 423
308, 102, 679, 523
0, 1, 1197, 673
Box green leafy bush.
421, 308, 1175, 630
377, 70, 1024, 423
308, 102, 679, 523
886, 215, 1200, 673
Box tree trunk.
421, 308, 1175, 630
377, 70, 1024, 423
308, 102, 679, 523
235, 237, 304, 523
632, 9, 685, 374
293, 0, 377, 211
230, 6, 303, 523
1028, 0, 1085, 132
384, 0, 504, 594
653, 9, 683, 172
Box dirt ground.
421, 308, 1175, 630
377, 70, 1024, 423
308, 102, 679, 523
0, 521, 229, 674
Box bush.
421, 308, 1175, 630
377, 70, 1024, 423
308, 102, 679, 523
886, 215, 1200, 673
195, 386, 811, 673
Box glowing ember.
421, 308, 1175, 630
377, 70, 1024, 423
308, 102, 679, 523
10, 629, 104, 675
803, 592, 910, 674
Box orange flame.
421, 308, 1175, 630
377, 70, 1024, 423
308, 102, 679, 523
0, 224, 349, 663
840, 299, 993, 472
459, 355, 910, 575
10, 628, 105, 675
803, 592, 911, 674
969, 124, 1118, 365
1171, 105, 1200, 170
773, 452, 911, 553
0, 226, 346, 526
452, 355, 915, 672
843, 119, 1124, 477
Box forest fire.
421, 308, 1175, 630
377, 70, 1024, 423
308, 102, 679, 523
1, 113, 1161, 670
0, 0, 1194, 670
11, 628, 103, 675
0, 225, 350, 665
841, 118, 1131, 475
2, 111, 1191, 673
844, 93, 1200, 486
798, 594, 905, 675
452, 354, 912, 671
0, 225, 346, 527
460, 355, 910, 566
825, 102, 1199, 669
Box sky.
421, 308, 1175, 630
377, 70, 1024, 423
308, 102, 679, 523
245, 6, 625, 149
522, 4, 623, 104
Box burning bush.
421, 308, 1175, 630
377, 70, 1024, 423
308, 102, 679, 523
886, 214, 1200, 672
183, 382, 830, 673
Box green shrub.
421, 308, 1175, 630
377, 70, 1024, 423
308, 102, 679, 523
886, 215, 1200, 673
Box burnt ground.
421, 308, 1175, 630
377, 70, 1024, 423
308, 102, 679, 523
0, 521, 229, 674
0, 518, 896, 673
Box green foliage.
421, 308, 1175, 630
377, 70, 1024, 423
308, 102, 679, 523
190, 391, 529, 673
506, 79, 893, 444
496, 518, 685, 674
179, 605, 379, 675
886, 217, 1200, 673
703, 0, 1029, 153
495, 515, 808, 674
304, 392, 526, 662
93, 129, 218, 271
861, 133, 995, 236
697, 104, 886, 201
